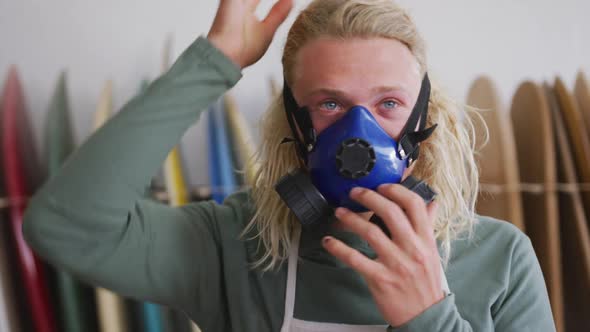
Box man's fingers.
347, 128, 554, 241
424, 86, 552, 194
247, 0, 262, 10
349, 188, 417, 248
376, 184, 431, 237
322, 235, 387, 280
334, 207, 402, 265
262, 0, 293, 35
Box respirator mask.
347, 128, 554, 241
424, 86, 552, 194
275, 74, 438, 235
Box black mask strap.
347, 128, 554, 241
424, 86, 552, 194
282, 79, 316, 163
397, 73, 438, 166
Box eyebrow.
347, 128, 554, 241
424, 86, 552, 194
304, 85, 411, 101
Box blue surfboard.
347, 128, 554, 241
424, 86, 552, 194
208, 98, 239, 203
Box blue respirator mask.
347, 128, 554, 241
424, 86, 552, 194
275, 74, 438, 233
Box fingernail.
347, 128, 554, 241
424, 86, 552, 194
350, 187, 364, 196
377, 183, 395, 193
322, 236, 332, 246
334, 207, 347, 218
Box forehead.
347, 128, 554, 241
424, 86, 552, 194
292, 37, 421, 99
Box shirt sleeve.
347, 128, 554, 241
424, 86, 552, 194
491, 235, 556, 331
388, 233, 556, 332
22, 36, 242, 319
386, 294, 473, 332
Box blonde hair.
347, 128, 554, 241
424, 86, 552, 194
243, 0, 479, 270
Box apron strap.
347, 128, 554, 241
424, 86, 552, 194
280, 226, 301, 332
279, 226, 450, 332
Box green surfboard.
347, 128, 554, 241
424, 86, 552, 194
44, 72, 98, 332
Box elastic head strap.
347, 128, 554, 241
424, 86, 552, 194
282, 79, 316, 162
397, 73, 438, 166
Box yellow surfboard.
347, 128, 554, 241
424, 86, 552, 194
161, 34, 191, 206
93, 80, 131, 332
224, 94, 257, 185
163, 148, 190, 205
466, 76, 524, 230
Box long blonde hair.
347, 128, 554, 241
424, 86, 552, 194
243, 0, 480, 270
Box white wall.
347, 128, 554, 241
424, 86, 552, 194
1, 0, 589, 186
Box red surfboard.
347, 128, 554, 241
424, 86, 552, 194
1, 66, 57, 332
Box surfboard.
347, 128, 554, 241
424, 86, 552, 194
44, 71, 98, 332
0, 80, 22, 330
223, 94, 256, 185
509, 81, 564, 332
93, 80, 131, 332
208, 99, 239, 204
208, 105, 222, 204
544, 82, 590, 332
1, 66, 57, 332
163, 146, 190, 205
0, 206, 23, 332
466, 76, 524, 230
208, 98, 255, 332
574, 71, 590, 139
554, 77, 590, 202
0, 204, 22, 332
571, 72, 590, 220
139, 302, 163, 332
160, 35, 190, 206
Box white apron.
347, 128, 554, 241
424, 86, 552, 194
279, 227, 450, 332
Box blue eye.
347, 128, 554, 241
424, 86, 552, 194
383, 100, 398, 109
321, 101, 339, 111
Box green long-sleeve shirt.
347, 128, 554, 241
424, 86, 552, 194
22, 36, 556, 332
